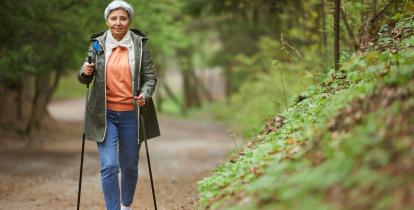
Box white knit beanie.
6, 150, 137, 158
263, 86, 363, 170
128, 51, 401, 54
104, 0, 134, 21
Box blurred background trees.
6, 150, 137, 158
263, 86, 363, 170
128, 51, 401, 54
0, 0, 106, 133
0, 0, 412, 137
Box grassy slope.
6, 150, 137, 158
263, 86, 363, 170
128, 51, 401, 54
197, 16, 414, 210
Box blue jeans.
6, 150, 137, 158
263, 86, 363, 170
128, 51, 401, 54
97, 109, 141, 210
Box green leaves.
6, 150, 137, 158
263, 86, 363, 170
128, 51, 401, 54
197, 15, 414, 210
0, 0, 107, 80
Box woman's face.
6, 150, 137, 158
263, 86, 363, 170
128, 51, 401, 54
106, 9, 131, 40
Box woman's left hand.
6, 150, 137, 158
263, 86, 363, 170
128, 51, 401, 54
134, 94, 146, 107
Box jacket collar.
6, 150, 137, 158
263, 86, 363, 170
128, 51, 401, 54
89, 29, 148, 53
90, 29, 148, 43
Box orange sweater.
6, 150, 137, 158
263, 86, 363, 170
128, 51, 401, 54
106, 47, 134, 111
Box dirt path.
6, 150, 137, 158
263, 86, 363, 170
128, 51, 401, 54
0, 99, 237, 210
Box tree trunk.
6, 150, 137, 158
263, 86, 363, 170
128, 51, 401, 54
216, 25, 234, 103
361, 0, 376, 47
224, 64, 233, 104
372, 0, 377, 16
188, 69, 213, 102
360, 0, 396, 49
334, 0, 341, 70
25, 71, 58, 134
359, 0, 368, 44
177, 48, 202, 109
321, 0, 328, 66
341, 7, 359, 51
16, 79, 24, 120
0, 80, 5, 121
162, 83, 186, 115
44, 68, 62, 111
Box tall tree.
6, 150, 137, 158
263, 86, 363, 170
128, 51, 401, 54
334, 0, 341, 70
0, 0, 106, 134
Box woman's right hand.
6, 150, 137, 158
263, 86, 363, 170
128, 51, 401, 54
82, 62, 95, 76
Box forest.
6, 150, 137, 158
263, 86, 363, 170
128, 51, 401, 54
0, 0, 410, 135
0, 0, 413, 209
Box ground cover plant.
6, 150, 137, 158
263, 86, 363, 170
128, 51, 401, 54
197, 15, 414, 210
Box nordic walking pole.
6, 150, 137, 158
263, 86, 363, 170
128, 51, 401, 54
140, 105, 158, 210
77, 56, 92, 210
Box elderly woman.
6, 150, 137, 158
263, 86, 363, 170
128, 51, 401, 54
77, 1, 159, 210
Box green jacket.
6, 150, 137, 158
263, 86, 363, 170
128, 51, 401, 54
77, 29, 160, 143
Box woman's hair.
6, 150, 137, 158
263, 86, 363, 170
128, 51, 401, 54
104, 0, 134, 21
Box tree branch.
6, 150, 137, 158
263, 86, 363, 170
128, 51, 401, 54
60, 0, 89, 11
162, 83, 186, 114
341, 7, 359, 51
369, 0, 397, 23
188, 69, 213, 102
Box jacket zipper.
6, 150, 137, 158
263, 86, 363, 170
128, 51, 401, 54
136, 38, 144, 140
98, 35, 144, 142
99, 39, 108, 142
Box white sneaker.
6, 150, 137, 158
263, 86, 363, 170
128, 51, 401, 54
121, 204, 131, 210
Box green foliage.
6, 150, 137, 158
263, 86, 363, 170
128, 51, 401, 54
130, 0, 185, 56
197, 16, 414, 210
0, 1, 106, 80
53, 74, 86, 99
206, 37, 310, 137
